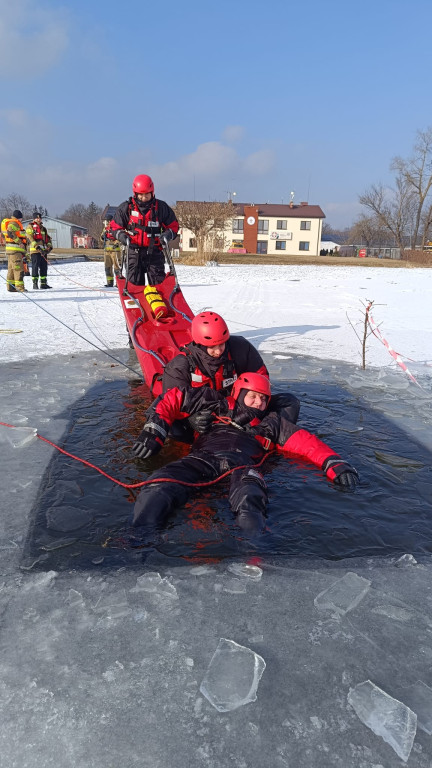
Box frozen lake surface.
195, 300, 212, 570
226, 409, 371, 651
1, 347, 432, 766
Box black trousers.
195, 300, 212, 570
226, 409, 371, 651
127, 248, 165, 286
132, 454, 268, 536
31, 251, 47, 279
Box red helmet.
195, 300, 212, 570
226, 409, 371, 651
191, 311, 230, 346
133, 174, 154, 195
231, 373, 271, 402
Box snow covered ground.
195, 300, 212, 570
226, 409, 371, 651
1, 260, 431, 372
1, 259, 432, 767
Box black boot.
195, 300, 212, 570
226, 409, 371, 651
40, 282, 52, 289
32, 279, 39, 289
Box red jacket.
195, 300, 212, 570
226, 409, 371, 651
143, 386, 352, 483
111, 197, 178, 250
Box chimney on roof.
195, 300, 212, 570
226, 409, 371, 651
300, 201, 308, 206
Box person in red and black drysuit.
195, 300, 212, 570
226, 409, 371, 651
110, 174, 178, 286
26, 212, 53, 289
155, 310, 300, 440
131, 373, 359, 536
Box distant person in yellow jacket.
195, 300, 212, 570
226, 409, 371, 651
100, 214, 121, 287
26, 212, 53, 289
1, 209, 28, 292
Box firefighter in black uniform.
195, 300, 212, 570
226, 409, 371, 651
131, 373, 359, 536
110, 174, 178, 286
152, 310, 300, 440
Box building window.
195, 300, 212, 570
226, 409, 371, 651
275, 241, 286, 250
299, 241, 310, 251
300, 221, 311, 230
189, 238, 196, 248
277, 220, 287, 230
257, 241, 268, 254
257, 220, 269, 234
232, 219, 244, 233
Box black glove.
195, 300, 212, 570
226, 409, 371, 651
116, 230, 129, 246
133, 432, 164, 459
188, 409, 215, 434
159, 229, 174, 246
323, 457, 359, 491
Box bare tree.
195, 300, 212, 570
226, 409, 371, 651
347, 214, 389, 248
359, 178, 416, 252
175, 200, 236, 262
0, 193, 33, 219
360, 126, 432, 251
391, 127, 432, 249
59, 201, 104, 240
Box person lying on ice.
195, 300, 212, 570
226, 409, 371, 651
131, 372, 359, 537
153, 310, 300, 441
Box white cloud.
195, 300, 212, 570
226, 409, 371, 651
243, 149, 275, 176
223, 125, 245, 143
0, 0, 68, 77
0, 134, 277, 213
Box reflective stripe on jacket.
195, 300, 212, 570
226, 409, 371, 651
1, 217, 27, 253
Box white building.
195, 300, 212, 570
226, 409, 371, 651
179, 201, 325, 257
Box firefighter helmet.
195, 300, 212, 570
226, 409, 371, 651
231, 372, 271, 401
133, 174, 154, 195
191, 311, 230, 346
12, 209, 23, 219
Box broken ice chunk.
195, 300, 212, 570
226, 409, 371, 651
314, 572, 371, 615
402, 681, 432, 735
130, 571, 178, 600
132, 572, 163, 592
227, 563, 263, 581
131, 572, 178, 599
0, 426, 38, 448
395, 554, 417, 567
348, 680, 416, 763
93, 589, 132, 618
200, 638, 266, 712
67, 589, 86, 607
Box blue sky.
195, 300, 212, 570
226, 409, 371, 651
1, 0, 431, 227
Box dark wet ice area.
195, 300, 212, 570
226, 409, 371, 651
19, 351, 432, 570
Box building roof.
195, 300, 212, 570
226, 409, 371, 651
22, 216, 87, 231
236, 203, 325, 219
102, 204, 118, 219
321, 234, 343, 244
176, 201, 325, 219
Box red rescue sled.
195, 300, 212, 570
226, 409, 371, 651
116, 254, 194, 396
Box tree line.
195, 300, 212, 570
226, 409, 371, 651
0, 194, 105, 240
347, 126, 432, 251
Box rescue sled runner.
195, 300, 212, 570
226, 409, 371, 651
116, 242, 194, 395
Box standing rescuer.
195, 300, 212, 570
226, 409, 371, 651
110, 174, 179, 286
100, 214, 121, 287
26, 212, 53, 289
1, 209, 28, 292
